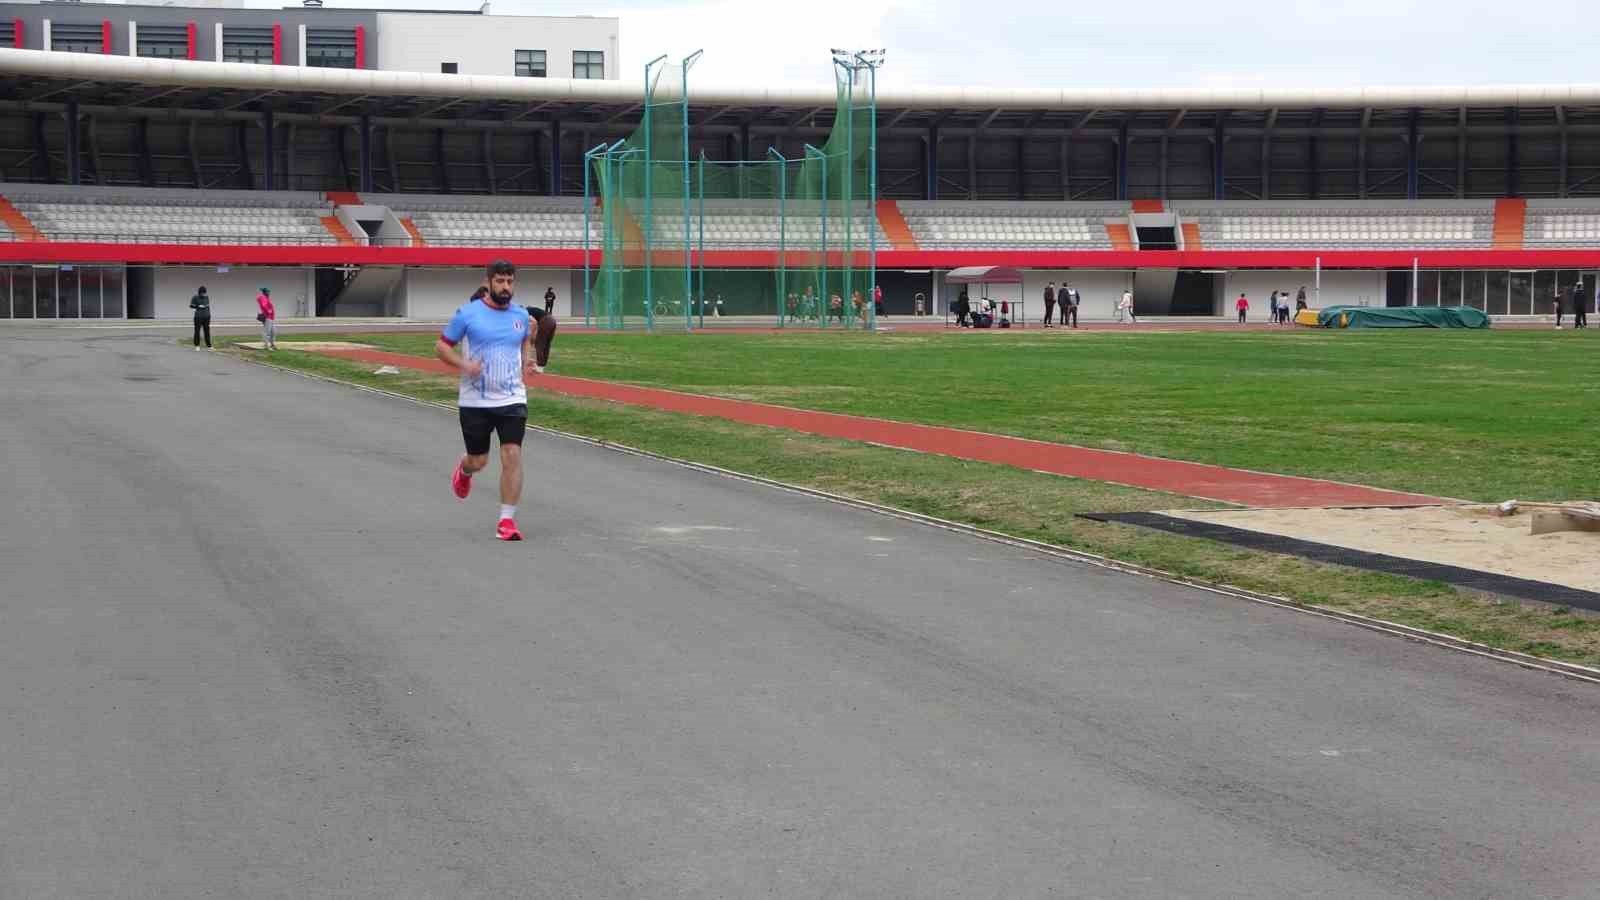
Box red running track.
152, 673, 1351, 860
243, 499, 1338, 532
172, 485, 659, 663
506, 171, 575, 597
308, 346, 1446, 508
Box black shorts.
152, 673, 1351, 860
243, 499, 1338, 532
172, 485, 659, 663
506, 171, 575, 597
459, 404, 527, 456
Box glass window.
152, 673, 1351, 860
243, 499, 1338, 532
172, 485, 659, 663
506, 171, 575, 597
223, 45, 273, 64
35, 267, 56, 319
1556, 270, 1579, 315
440, 62, 458, 74
515, 49, 546, 78
1508, 271, 1534, 315
80, 267, 102, 319
307, 47, 356, 68
137, 25, 189, 59
306, 28, 358, 69
1486, 271, 1509, 316
52, 25, 104, 54
138, 41, 188, 59
1534, 270, 1557, 315
0, 266, 9, 319
102, 267, 125, 319
58, 267, 79, 319
1419, 270, 1440, 306
1385, 270, 1410, 307
1439, 270, 1462, 307
572, 50, 604, 79
10, 266, 32, 319
1463, 271, 1485, 310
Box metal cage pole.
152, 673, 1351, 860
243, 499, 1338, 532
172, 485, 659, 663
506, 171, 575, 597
866, 57, 879, 332
806, 143, 827, 325
643, 54, 667, 331
602, 140, 632, 329
841, 61, 855, 326
698, 152, 706, 329
680, 50, 703, 332
769, 147, 788, 328
582, 141, 608, 329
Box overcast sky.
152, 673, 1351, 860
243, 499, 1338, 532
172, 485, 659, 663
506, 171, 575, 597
243, 0, 1590, 90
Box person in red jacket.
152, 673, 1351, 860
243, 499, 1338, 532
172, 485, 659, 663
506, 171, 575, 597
256, 287, 278, 350
1235, 292, 1249, 324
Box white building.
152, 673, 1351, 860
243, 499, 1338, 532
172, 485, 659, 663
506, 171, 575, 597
375, 10, 618, 80
0, 0, 620, 80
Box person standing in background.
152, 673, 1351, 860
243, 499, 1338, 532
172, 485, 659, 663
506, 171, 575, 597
1119, 289, 1137, 325
1236, 292, 1250, 324
1043, 281, 1056, 327
1296, 285, 1308, 311
543, 285, 556, 314
190, 286, 212, 351
1575, 279, 1589, 328
1061, 282, 1080, 329
256, 286, 278, 351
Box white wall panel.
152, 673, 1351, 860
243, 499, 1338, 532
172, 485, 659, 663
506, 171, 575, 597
152, 265, 311, 319
403, 266, 573, 319
376, 14, 617, 79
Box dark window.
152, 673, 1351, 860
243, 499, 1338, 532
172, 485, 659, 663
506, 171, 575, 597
572, 50, 603, 79
440, 62, 458, 74
53, 23, 104, 54
514, 49, 546, 78
0, 22, 16, 49
306, 28, 357, 69
137, 24, 188, 59
222, 26, 273, 64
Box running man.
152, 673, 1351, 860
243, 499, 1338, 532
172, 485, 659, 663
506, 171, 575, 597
437, 260, 536, 542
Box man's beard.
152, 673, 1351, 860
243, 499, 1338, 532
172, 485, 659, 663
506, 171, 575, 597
487, 289, 514, 307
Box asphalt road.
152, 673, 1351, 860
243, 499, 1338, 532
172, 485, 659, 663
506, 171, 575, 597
2, 329, 1598, 899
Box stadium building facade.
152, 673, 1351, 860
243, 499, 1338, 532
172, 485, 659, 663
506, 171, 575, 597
2, 39, 1599, 322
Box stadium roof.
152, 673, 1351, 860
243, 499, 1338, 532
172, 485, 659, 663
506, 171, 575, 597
6, 48, 1600, 134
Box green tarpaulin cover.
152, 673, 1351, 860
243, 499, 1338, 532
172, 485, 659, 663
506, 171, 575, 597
1315, 305, 1491, 329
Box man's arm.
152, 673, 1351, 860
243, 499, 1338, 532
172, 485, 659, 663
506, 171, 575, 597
522, 331, 536, 376
436, 337, 481, 378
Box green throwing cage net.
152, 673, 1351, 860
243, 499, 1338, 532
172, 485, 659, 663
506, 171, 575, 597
586, 52, 878, 329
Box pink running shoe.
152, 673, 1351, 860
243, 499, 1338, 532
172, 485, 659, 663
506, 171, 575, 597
451, 458, 472, 500
496, 518, 523, 541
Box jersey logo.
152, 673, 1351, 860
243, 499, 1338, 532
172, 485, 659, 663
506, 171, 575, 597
513, 318, 525, 332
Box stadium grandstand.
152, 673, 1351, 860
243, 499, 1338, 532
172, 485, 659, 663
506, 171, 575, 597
2, 8, 1600, 323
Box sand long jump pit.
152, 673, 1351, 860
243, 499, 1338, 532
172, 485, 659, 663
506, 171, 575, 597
1082, 504, 1600, 610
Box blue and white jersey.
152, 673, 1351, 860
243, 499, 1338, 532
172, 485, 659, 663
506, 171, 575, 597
441, 299, 530, 408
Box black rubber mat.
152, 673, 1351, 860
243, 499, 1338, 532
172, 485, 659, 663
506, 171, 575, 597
1079, 511, 1600, 613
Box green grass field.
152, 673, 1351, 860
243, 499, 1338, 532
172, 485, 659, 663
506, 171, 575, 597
252, 327, 1600, 667
341, 328, 1600, 502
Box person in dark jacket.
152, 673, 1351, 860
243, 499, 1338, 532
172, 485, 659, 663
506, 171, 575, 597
1061, 282, 1080, 328
543, 286, 556, 314
953, 287, 972, 327
1575, 280, 1590, 328
1043, 281, 1057, 327
190, 286, 212, 350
